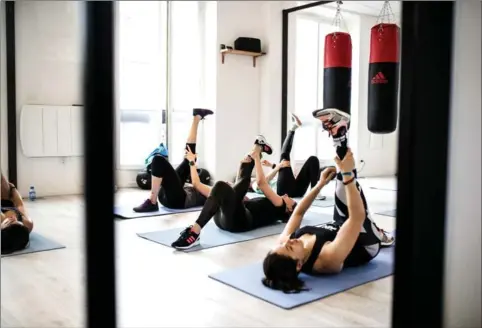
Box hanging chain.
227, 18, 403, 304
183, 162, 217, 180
331, 0, 348, 41
376, 0, 396, 32
332, 1, 343, 32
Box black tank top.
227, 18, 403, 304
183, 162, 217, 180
245, 197, 287, 226
290, 223, 340, 274
1, 200, 24, 222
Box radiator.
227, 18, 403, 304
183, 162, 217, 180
19, 105, 83, 158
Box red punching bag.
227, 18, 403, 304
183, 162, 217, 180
367, 23, 400, 133
323, 32, 352, 115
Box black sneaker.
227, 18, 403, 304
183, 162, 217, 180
254, 135, 273, 155
171, 226, 200, 249
133, 199, 159, 213
312, 108, 350, 147
193, 108, 214, 119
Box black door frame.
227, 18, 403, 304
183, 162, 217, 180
281, 2, 454, 327
5, 1, 17, 185
84, 2, 117, 327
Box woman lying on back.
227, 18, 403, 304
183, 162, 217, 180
262, 149, 393, 293
1, 174, 34, 254
170, 135, 298, 250
250, 113, 320, 198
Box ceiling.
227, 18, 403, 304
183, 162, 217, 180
323, 1, 401, 17
298, 1, 401, 20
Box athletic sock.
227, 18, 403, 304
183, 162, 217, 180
186, 143, 196, 155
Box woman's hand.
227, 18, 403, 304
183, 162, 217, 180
1, 217, 15, 229
185, 145, 196, 162
261, 159, 273, 167
319, 167, 336, 186
334, 148, 356, 173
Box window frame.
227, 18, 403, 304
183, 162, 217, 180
115, 1, 207, 170
291, 13, 336, 166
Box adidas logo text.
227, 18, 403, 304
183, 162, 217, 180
371, 72, 388, 84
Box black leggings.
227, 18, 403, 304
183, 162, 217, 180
276, 130, 320, 197
195, 161, 255, 233
151, 143, 195, 208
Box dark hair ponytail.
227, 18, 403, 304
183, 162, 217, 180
262, 251, 310, 294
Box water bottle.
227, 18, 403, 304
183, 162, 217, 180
28, 186, 37, 201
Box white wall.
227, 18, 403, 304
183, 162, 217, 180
259, 1, 297, 163
212, 1, 267, 181
15, 1, 84, 196
1, 1, 8, 176
443, 2, 481, 327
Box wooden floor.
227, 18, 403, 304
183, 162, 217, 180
1, 177, 397, 328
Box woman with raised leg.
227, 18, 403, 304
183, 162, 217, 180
170, 136, 298, 250
262, 149, 393, 293
133, 108, 213, 212
251, 113, 321, 198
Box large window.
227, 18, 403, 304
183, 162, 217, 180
118, 1, 167, 167
169, 1, 203, 163
292, 15, 335, 162
117, 1, 211, 168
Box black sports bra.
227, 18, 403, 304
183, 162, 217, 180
289, 223, 340, 274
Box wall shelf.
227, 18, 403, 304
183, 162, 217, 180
220, 49, 266, 67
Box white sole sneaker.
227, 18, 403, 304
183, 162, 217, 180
255, 135, 273, 155
173, 238, 200, 250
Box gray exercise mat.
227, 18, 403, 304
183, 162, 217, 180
375, 209, 397, 217
114, 205, 202, 219
1, 232, 66, 258
311, 196, 335, 208
137, 211, 333, 252
209, 246, 394, 309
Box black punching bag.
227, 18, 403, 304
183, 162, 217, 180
368, 23, 400, 133
323, 32, 352, 116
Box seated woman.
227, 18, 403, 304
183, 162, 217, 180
171, 135, 298, 250
133, 108, 214, 212
1, 174, 34, 254
251, 113, 320, 198
262, 148, 394, 293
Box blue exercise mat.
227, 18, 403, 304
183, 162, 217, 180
137, 211, 333, 252
209, 246, 394, 309
114, 205, 202, 219
375, 209, 397, 217
1, 232, 66, 257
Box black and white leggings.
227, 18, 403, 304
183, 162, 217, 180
276, 130, 320, 197
333, 169, 385, 257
